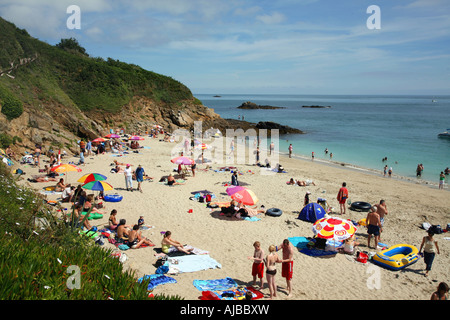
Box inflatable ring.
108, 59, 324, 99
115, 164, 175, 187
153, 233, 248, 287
350, 201, 371, 212
104, 194, 123, 202
266, 208, 282, 217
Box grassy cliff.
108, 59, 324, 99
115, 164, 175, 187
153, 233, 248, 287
0, 17, 193, 116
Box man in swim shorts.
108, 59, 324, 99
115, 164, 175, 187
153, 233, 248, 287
337, 182, 348, 215
277, 239, 294, 297
135, 164, 145, 193
366, 206, 382, 249
248, 241, 265, 288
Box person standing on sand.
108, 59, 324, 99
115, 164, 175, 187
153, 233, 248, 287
248, 241, 265, 289
270, 141, 274, 155
124, 164, 133, 192
419, 230, 440, 277
288, 144, 293, 158
337, 182, 348, 215
439, 171, 445, 189
276, 239, 294, 298
366, 206, 382, 249
135, 164, 145, 193
265, 245, 282, 300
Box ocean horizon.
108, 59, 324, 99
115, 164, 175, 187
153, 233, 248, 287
195, 93, 450, 184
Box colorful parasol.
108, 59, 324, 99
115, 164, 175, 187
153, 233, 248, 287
82, 180, 114, 192
129, 136, 144, 141
92, 137, 108, 143
226, 186, 259, 205
50, 163, 82, 183
312, 217, 357, 241
195, 143, 210, 150
51, 163, 82, 174
105, 133, 120, 139
77, 173, 107, 184
171, 156, 195, 165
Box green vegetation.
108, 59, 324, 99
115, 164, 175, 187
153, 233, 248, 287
0, 17, 194, 115
0, 84, 23, 120
0, 163, 182, 300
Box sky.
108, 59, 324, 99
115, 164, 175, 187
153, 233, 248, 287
1, 0, 449, 95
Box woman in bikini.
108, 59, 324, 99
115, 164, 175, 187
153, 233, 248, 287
161, 231, 192, 254
108, 209, 119, 230
265, 245, 282, 300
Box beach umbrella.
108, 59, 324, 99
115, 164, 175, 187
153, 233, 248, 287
77, 173, 107, 184
312, 217, 357, 241
171, 156, 195, 165
51, 163, 82, 183
82, 180, 114, 192
226, 186, 259, 205
129, 136, 144, 141
105, 133, 120, 139
195, 143, 210, 150
92, 137, 108, 143
51, 163, 82, 174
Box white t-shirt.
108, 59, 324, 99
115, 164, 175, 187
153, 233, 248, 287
124, 167, 132, 177
62, 187, 72, 198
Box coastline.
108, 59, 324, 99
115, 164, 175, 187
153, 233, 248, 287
17, 132, 450, 301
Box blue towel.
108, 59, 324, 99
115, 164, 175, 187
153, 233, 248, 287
193, 277, 237, 291
243, 216, 261, 222
288, 237, 310, 250
138, 274, 177, 290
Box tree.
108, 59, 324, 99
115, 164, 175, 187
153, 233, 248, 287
55, 38, 88, 56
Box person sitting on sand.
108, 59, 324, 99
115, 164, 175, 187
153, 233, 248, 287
126, 225, 155, 249
55, 178, 66, 192
108, 209, 119, 230
338, 234, 359, 255
61, 185, 75, 203
83, 195, 106, 215
167, 174, 185, 186
161, 231, 193, 254
115, 219, 131, 243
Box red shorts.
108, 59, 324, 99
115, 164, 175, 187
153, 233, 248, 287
282, 261, 293, 280
252, 263, 264, 278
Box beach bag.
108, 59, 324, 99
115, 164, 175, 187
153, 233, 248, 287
356, 251, 368, 263
205, 194, 212, 203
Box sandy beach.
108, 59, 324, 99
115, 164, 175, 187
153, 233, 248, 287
20, 133, 449, 301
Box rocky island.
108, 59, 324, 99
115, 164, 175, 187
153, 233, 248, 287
237, 101, 286, 109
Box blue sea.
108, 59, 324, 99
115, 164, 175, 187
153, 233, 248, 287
195, 94, 450, 184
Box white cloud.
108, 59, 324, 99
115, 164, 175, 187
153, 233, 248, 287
256, 12, 286, 24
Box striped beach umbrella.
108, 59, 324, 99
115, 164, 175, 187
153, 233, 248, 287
77, 173, 107, 184
82, 180, 114, 192
226, 186, 259, 205
312, 217, 357, 241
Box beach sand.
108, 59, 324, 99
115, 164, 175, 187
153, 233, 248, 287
20, 135, 449, 300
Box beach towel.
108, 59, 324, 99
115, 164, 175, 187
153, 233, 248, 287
193, 277, 237, 291
243, 216, 261, 222
200, 287, 264, 301
288, 237, 310, 250
138, 274, 177, 290
165, 254, 221, 273
299, 248, 337, 257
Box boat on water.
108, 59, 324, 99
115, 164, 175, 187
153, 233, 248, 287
438, 129, 450, 138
